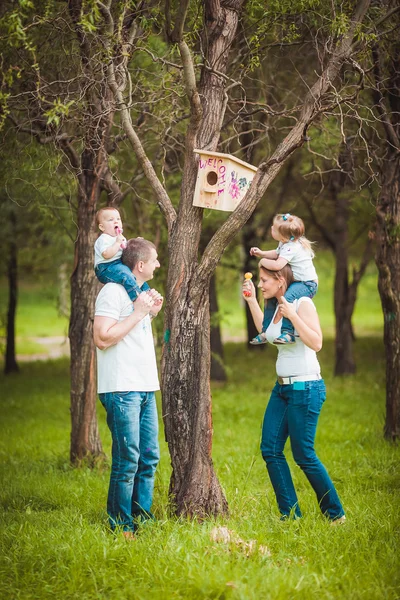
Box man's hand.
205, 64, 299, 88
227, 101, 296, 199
147, 289, 163, 316
135, 291, 155, 316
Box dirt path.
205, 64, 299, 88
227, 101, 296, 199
17, 336, 70, 362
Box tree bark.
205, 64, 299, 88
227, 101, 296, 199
68, 149, 104, 463
4, 209, 19, 375
376, 154, 400, 440
372, 41, 400, 440
330, 151, 357, 375
210, 273, 227, 381
162, 237, 228, 517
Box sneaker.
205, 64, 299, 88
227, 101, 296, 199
250, 332, 268, 345
331, 515, 346, 526
274, 333, 295, 345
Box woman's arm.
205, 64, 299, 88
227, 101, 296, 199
242, 279, 264, 332
278, 297, 323, 352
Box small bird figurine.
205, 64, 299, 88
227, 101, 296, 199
243, 272, 252, 297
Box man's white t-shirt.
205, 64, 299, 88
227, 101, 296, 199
95, 283, 160, 393
277, 241, 317, 282
94, 233, 122, 267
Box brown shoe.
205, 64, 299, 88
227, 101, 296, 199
122, 530, 136, 540
331, 515, 346, 526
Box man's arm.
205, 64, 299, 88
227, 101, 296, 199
94, 291, 154, 350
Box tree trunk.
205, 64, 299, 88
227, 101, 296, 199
69, 152, 103, 463
332, 177, 356, 375
4, 209, 19, 375
376, 154, 400, 441
162, 256, 228, 517
242, 226, 264, 346
210, 273, 227, 382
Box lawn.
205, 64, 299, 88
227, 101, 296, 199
1, 336, 399, 599
1, 250, 397, 599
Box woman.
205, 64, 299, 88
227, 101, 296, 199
243, 264, 345, 523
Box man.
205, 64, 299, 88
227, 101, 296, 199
93, 237, 163, 539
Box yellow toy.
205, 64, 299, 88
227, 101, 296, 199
243, 272, 253, 297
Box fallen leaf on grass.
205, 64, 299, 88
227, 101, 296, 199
210, 526, 271, 557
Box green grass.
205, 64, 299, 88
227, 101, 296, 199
0, 280, 69, 339
1, 339, 399, 599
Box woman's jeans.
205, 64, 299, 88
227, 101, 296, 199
95, 260, 150, 302
260, 380, 344, 520
262, 281, 318, 336
99, 391, 160, 532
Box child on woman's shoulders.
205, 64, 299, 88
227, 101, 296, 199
250, 212, 318, 345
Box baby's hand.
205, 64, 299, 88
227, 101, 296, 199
116, 234, 126, 245
250, 247, 262, 257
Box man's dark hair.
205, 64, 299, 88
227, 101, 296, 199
122, 237, 156, 270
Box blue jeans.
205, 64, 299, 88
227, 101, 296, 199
99, 391, 160, 532
95, 259, 150, 302
262, 281, 318, 336
260, 380, 344, 520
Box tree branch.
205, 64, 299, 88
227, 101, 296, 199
195, 0, 371, 285
105, 42, 176, 232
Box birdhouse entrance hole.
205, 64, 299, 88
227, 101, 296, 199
206, 171, 218, 186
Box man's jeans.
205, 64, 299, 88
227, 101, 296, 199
99, 391, 160, 532
261, 281, 318, 336
260, 380, 344, 520
95, 260, 150, 302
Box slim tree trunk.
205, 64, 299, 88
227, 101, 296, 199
69, 151, 103, 463
5, 209, 19, 375
371, 42, 400, 440
332, 179, 356, 375
376, 154, 400, 441
210, 273, 227, 382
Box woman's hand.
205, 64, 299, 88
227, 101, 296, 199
242, 278, 256, 300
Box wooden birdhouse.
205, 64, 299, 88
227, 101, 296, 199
193, 150, 257, 212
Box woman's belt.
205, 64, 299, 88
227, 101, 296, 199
277, 374, 321, 385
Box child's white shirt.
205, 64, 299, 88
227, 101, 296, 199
94, 233, 122, 267
277, 241, 317, 282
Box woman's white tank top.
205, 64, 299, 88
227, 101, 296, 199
265, 297, 321, 378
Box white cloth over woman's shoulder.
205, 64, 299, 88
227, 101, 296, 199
265, 297, 321, 378
277, 241, 318, 282
94, 233, 123, 267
